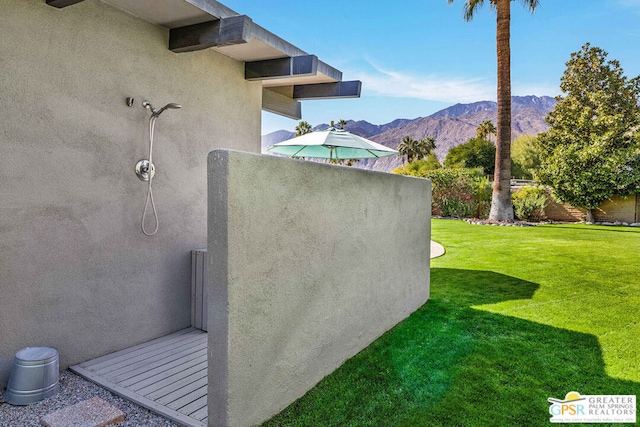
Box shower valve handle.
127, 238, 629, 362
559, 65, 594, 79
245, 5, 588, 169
135, 159, 155, 182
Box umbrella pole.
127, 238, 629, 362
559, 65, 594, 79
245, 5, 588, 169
291, 147, 306, 158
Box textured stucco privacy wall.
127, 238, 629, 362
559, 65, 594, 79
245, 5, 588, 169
207, 150, 432, 427
0, 0, 261, 387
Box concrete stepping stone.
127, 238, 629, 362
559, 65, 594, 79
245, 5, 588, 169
40, 397, 124, 427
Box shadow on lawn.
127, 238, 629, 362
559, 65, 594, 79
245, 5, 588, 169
546, 224, 640, 234
263, 268, 639, 427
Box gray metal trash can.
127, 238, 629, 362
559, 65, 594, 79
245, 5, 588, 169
4, 347, 59, 405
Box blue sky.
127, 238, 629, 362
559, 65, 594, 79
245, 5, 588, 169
221, 0, 640, 134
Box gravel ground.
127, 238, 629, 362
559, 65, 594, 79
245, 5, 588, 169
0, 370, 180, 427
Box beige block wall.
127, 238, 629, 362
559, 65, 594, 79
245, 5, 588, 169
542, 189, 586, 222
594, 195, 638, 223
0, 0, 262, 387
208, 150, 432, 427
542, 192, 639, 224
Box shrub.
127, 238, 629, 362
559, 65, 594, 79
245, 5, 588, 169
444, 137, 496, 174
394, 166, 492, 219
511, 134, 541, 179
392, 157, 441, 176
512, 185, 547, 221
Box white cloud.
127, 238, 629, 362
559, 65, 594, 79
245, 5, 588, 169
616, 0, 640, 11
618, 0, 640, 6
353, 65, 496, 104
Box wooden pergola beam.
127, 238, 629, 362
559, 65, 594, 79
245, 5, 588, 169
245, 55, 318, 81
169, 15, 252, 53
262, 89, 302, 120
293, 81, 362, 100
46, 0, 85, 8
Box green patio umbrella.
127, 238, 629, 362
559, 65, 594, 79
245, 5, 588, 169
267, 127, 398, 160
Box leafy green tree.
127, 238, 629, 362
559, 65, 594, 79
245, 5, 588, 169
448, 0, 539, 221
537, 43, 640, 222
511, 134, 541, 179
476, 120, 497, 141
295, 121, 312, 136
422, 153, 442, 170
444, 137, 496, 174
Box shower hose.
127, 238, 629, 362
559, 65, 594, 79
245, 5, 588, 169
141, 114, 159, 236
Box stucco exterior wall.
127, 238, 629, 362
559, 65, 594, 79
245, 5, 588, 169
0, 0, 261, 387
207, 150, 431, 427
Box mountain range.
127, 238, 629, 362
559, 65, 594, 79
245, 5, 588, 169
261, 95, 557, 172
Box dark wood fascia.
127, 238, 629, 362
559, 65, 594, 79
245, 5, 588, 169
184, 0, 238, 19
262, 89, 302, 120
46, 0, 85, 8
245, 55, 318, 81
293, 81, 362, 100
169, 15, 252, 53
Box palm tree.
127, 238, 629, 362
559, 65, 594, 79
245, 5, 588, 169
337, 119, 348, 130
417, 137, 436, 159
476, 120, 497, 141
398, 136, 436, 164
295, 121, 312, 137
448, 0, 538, 221
398, 135, 418, 164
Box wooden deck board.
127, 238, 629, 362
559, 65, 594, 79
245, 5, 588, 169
117, 348, 207, 388
146, 372, 207, 403
70, 328, 208, 427
137, 363, 207, 397
129, 357, 207, 393
78, 328, 198, 371
92, 334, 205, 377
107, 342, 207, 383
179, 394, 208, 417
166, 384, 207, 410
191, 406, 208, 422
156, 377, 207, 406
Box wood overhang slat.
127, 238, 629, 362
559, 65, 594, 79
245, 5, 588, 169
262, 88, 302, 120
169, 15, 252, 53
245, 55, 318, 81
293, 81, 363, 100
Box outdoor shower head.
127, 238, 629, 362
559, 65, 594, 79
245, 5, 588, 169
155, 103, 182, 116
142, 101, 182, 117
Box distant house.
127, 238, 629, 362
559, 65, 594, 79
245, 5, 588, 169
0, 0, 361, 388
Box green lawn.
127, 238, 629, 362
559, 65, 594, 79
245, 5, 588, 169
263, 219, 640, 426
